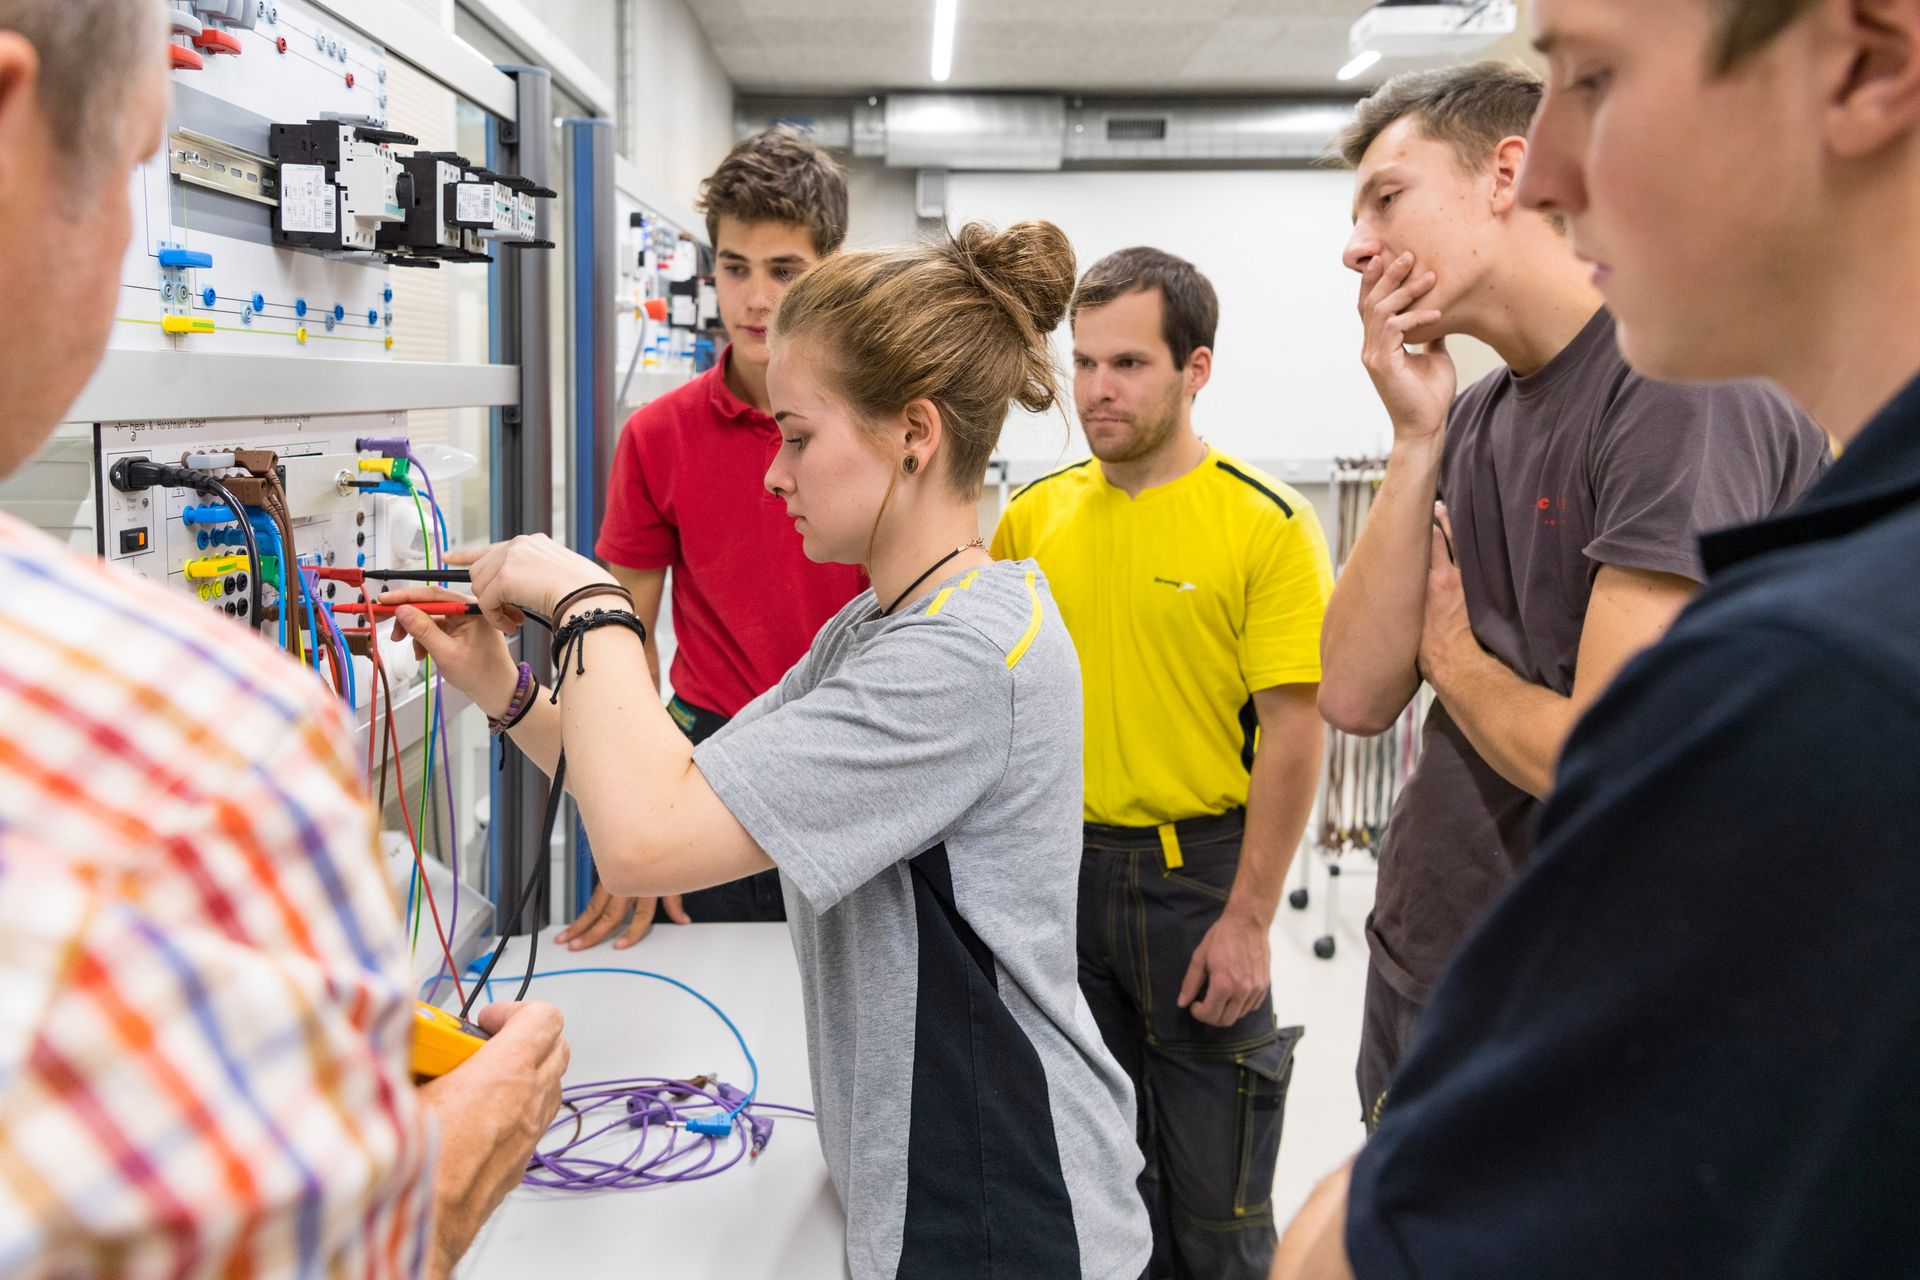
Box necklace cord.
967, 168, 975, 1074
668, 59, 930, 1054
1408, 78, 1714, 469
882, 539, 985, 616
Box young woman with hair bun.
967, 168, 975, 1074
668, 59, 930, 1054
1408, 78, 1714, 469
388, 220, 1153, 1278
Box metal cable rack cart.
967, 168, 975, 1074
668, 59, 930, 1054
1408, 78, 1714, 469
1288, 458, 1426, 959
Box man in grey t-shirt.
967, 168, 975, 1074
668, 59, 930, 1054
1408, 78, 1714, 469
695, 558, 1152, 1280
1319, 65, 1830, 1128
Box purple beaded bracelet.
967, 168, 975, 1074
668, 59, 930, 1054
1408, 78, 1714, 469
488, 661, 536, 734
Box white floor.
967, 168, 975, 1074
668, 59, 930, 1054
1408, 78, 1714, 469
1267, 851, 1375, 1224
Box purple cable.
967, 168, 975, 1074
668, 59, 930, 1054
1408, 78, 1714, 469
422, 686, 461, 1004
465, 965, 810, 1191
523, 1076, 814, 1192
406, 452, 451, 555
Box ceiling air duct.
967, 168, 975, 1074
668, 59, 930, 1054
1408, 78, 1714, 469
884, 94, 1066, 171
732, 95, 1359, 169
1065, 99, 1356, 164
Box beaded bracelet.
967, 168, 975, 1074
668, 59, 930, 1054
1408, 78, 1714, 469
488, 661, 536, 734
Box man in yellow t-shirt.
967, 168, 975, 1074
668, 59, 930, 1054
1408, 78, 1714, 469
993, 247, 1333, 1279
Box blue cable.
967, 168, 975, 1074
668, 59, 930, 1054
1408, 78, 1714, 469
403, 869, 417, 958
460, 963, 759, 1132
249, 517, 285, 649
403, 460, 459, 1005
325, 593, 355, 706
304, 567, 357, 708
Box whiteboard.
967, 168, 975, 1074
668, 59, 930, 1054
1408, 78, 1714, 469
946, 168, 1407, 472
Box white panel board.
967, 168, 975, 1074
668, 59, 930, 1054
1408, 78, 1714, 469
123, 1, 410, 362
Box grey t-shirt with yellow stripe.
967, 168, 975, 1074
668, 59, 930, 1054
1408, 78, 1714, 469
694, 558, 1150, 1280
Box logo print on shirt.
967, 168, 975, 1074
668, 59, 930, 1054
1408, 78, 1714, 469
1153, 576, 1197, 593
1536, 496, 1569, 528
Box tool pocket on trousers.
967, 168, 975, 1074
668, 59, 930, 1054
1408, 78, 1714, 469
1162, 832, 1238, 903
1232, 1026, 1303, 1216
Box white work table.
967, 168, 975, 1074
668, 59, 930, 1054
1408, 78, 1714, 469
457, 923, 850, 1279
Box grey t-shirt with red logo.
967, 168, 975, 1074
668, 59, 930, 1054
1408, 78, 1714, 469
1368, 307, 1831, 1004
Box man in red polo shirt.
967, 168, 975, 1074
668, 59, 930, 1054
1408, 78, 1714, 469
556, 128, 864, 949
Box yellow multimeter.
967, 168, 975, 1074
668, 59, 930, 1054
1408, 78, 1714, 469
411, 1000, 490, 1080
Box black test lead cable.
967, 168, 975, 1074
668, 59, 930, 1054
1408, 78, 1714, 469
457, 603, 563, 1019
363, 567, 472, 584
358, 568, 553, 635
461, 751, 567, 1017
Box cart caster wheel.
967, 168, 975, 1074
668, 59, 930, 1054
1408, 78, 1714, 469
1313, 936, 1336, 960
1288, 888, 1309, 911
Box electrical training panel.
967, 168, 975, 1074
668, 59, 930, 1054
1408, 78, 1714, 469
47, 2, 556, 976
94, 414, 445, 710
617, 206, 715, 386
65, 2, 550, 726
129, 0, 552, 360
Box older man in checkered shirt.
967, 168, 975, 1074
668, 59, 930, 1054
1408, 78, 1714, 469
0, 2, 567, 1276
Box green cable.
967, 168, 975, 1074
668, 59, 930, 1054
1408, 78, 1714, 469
410, 485, 437, 952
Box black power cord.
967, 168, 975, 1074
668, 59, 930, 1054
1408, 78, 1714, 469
109, 458, 264, 631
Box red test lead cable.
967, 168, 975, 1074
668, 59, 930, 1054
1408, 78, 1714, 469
333, 601, 481, 618
359, 584, 465, 1008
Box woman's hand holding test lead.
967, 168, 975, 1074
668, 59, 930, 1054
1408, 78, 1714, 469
381, 534, 623, 713
379, 580, 519, 717
449, 535, 619, 631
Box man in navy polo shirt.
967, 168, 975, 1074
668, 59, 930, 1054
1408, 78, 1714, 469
557, 129, 865, 949
1272, 0, 1920, 1276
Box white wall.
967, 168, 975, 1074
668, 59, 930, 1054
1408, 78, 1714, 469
946, 168, 1502, 479
844, 160, 929, 249
627, 0, 736, 207
453, 0, 733, 205
533, 0, 618, 96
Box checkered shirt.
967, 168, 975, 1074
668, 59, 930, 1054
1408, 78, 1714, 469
0, 513, 431, 1277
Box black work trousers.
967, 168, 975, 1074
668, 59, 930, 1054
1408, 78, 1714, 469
1080, 809, 1303, 1280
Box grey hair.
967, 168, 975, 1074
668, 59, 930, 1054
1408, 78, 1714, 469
0, 0, 165, 184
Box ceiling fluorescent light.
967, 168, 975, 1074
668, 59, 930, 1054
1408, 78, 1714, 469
1336, 49, 1382, 81
931, 0, 958, 82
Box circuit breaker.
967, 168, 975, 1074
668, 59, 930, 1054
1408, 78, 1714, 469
379, 152, 490, 264
271, 118, 417, 255
468, 170, 557, 248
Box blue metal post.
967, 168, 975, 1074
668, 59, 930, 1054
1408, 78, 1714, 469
560, 116, 616, 915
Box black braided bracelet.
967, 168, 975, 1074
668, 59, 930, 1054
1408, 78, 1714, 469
548, 607, 649, 703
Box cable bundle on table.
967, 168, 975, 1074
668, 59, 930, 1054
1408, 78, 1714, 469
459, 962, 814, 1194
526, 1076, 814, 1191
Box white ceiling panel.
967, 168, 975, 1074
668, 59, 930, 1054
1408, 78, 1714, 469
687, 0, 1538, 96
